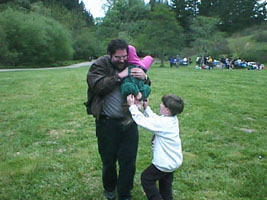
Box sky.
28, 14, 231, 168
82, 0, 150, 18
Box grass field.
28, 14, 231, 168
0, 64, 266, 200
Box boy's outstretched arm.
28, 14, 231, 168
128, 101, 166, 133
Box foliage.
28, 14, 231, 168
0, 0, 96, 66
0, 66, 266, 199
209, 42, 231, 58
253, 31, 267, 43
198, 0, 263, 32
228, 36, 253, 59
0, 8, 73, 65
171, 0, 199, 31
72, 28, 102, 60
138, 4, 185, 66
30, 1, 96, 60
44, 1, 94, 31
227, 25, 267, 63
97, 0, 150, 44
0, 0, 266, 66
190, 16, 227, 56
242, 49, 267, 63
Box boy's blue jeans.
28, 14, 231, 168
96, 117, 138, 199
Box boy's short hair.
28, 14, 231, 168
107, 39, 128, 56
162, 94, 184, 116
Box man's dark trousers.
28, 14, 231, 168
96, 117, 139, 199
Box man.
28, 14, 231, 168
86, 39, 150, 200
169, 56, 175, 68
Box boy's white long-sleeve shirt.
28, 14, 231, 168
129, 105, 183, 172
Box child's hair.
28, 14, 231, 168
162, 94, 184, 116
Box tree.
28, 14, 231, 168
149, 0, 169, 11
198, 0, 264, 32
171, 0, 199, 31
139, 4, 184, 67
97, 0, 150, 44
0, 8, 73, 65
189, 16, 223, 59
72, 28, 101, 60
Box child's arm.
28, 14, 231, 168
143, 99, 158, 118
127, 95, 167, 133
144, 106, 158, 118
128, 105, 167, 133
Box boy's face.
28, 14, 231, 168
160, 102, 170, 116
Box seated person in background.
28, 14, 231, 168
208, 56, 213, 69
121, 45, 153, 101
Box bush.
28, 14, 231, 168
253, 31, 267, 42
0, 8, 73, 66
242, 49, 267, 63
208, 39, 231, 58
72, 28, 101, 60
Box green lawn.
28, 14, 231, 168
0, 65, 266, 200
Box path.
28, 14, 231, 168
0, 61, 92, 72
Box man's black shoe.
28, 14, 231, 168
105, 191, 116, 200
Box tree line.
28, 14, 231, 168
0, 0, 266, 66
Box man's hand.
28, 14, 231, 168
118, 67, 128, 79
127, 94, 135, 106
130, 68, 146, 80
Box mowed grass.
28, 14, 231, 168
0, 65, 266, 200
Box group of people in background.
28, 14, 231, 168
195, 56, 264, 70
220, 57, 264, 70
169, 55, 192, 68
195, 56, 215, 70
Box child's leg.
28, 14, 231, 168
141, 164, 164, 200
121, 81, 139, 99
159, 172, 174, 200
140, 84, 151, 100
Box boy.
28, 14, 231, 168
127, 94, 184, 200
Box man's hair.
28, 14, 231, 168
162, 94, 184, 116
107, 39, 128, 55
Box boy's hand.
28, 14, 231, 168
143, 98, 149, 109
127, 94, 135, 106
135, 99, 143, 110
135, 92, 143, 110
